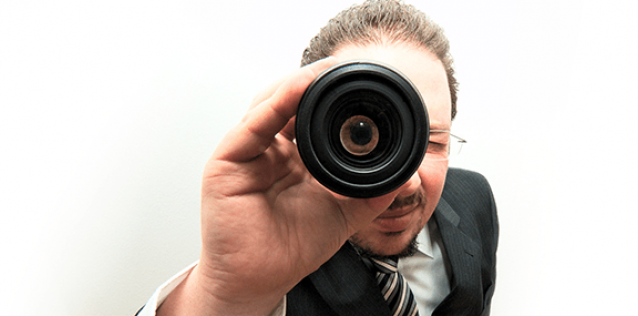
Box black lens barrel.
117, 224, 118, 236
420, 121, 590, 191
296, 61, 429, 198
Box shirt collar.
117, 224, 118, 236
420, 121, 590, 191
415, 221, 434, 258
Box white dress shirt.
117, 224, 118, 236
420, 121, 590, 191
399, 219, 451, 316
137, 219, 450, 316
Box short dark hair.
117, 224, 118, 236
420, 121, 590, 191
301, 0, 458, 119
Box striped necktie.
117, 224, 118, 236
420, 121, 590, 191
361, 256, 420, 316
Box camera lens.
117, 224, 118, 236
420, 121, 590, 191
296, 61, 429, 198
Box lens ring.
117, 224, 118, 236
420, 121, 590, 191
296, 61, 429, 198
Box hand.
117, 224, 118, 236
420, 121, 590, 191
159, 57, 405, 316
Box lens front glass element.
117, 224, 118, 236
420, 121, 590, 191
339, 115, 379, 156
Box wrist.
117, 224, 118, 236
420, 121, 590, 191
158, 264, 286, 316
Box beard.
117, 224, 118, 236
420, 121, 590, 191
350, 232, 420, 260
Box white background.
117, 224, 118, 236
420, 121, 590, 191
1, 0, 637, 315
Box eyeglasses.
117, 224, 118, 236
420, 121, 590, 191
425, 130, 467, 160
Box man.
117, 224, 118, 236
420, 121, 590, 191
138, 1, 498, 315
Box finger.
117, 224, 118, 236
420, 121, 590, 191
279, 116, 296, 141
214, 57, 338, 162
249, 76, 287, 111
249, 57, 338, 141
248, 58, 335, 112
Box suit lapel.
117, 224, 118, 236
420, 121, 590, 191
432, 197, 483, 316
308, 242, 391, 316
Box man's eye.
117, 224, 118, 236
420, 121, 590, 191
427, 142, 448, 154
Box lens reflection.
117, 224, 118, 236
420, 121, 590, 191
339, 115, 379, 156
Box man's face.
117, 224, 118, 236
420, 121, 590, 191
332, 42, 452, 257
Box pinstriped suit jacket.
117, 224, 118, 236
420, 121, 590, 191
287, 168, 499, 316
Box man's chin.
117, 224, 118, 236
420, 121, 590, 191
349, 232, 419, 259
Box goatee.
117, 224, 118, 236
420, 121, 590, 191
349, 233, 419, 260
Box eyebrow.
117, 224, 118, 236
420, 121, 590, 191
429, 125, 451, 132
428, 120, 450, 131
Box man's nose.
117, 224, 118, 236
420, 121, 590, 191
394, 171, 421, 198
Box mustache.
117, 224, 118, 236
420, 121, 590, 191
388, 190, 424, 210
